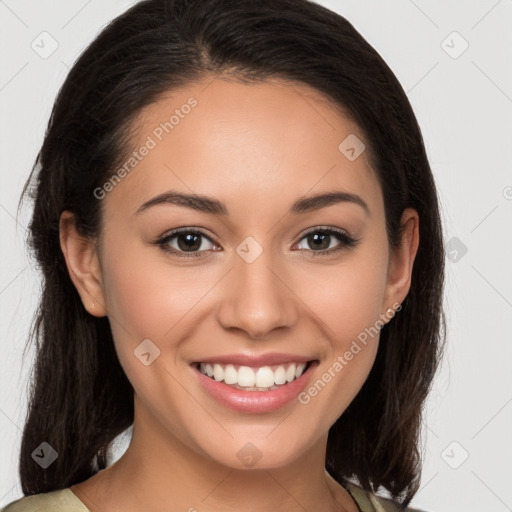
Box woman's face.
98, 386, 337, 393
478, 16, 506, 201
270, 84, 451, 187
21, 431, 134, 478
64, 77, 417, 470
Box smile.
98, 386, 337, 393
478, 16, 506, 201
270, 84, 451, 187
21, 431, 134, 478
192, 355, 318, 413
197, 362, 309, 391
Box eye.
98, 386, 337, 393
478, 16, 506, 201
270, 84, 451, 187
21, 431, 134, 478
294, 227, 359, 256
154, 226, 359, 259
155, 228, 218, 258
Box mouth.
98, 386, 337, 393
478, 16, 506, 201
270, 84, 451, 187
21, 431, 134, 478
191, 356, 319, 413
194, 361, 314, 391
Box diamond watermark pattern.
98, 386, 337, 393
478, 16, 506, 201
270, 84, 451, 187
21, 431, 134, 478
441, 31, 469, 60
441, 441, 469, 469
134, 338, 161, 366
31, 442, 58, 469
236, 236, 263, 264
338, 134, 366, 161
236, 442, 262, 468
446, 236, 468, 263
31, 31, 59, 59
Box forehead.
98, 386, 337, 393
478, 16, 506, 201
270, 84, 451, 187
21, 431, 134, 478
103, 77, 382, 220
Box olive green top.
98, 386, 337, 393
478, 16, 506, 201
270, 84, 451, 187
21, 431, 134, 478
0, 483, 425, 511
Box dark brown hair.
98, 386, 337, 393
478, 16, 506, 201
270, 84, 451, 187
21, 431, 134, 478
17, 0, 445, 505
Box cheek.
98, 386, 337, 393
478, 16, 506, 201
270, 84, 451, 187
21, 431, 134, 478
98, 247, 201, 425
296, 296, 382, 434
302, 251, 388, 344
100, 243, 211, 342
293, 249, 387, 420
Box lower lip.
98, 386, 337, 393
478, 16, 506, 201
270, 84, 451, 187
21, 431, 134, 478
193, 363, 317, 414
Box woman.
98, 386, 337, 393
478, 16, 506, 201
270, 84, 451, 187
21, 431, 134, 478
2, 0, 445, 510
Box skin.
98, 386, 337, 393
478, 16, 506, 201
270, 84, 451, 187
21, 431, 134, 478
60, 76, 419, 512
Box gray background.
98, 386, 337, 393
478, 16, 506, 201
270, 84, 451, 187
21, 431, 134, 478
1, 1, 511, 511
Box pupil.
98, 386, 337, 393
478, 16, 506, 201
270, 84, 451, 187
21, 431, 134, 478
309, 233, 329, 250
178, 233, 201, 251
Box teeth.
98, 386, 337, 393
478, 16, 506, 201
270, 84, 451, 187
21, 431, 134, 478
285, 364, 296, 382
198, 361, 309, 390
224, 364, 237, 385
274, 366, 286, 385
295, 363, 306, 378
255, 366, 275, 388
238, 366, 255, 387
213, 364, 224, 382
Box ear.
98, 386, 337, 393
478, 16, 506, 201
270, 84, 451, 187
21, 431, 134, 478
59, 210, 107, 317
381, 207, 420, 319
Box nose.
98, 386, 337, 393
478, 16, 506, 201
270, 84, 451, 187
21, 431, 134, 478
216, 246, 299, 339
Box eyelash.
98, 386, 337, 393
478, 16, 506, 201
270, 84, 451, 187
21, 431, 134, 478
154, 226, 360, 259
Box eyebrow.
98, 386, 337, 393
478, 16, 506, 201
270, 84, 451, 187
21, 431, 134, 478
135, 189, 370, 216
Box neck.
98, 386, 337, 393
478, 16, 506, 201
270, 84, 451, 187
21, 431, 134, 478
72, 399, 357, 512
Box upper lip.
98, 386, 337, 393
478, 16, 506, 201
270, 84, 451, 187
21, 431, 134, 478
192, 352, 315, 367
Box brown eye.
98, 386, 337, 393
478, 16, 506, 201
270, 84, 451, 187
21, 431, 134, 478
305, 232, 332, 251
156, 229, 217, 258
295, 227, 359, 255
175, 232, 203, 251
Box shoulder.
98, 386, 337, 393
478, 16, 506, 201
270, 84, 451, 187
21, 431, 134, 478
345, 481, 427, 512
0, 488, 89, 512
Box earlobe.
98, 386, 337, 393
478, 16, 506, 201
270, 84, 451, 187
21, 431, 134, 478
382, 208, 420, 319
59, 210, 107, 317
